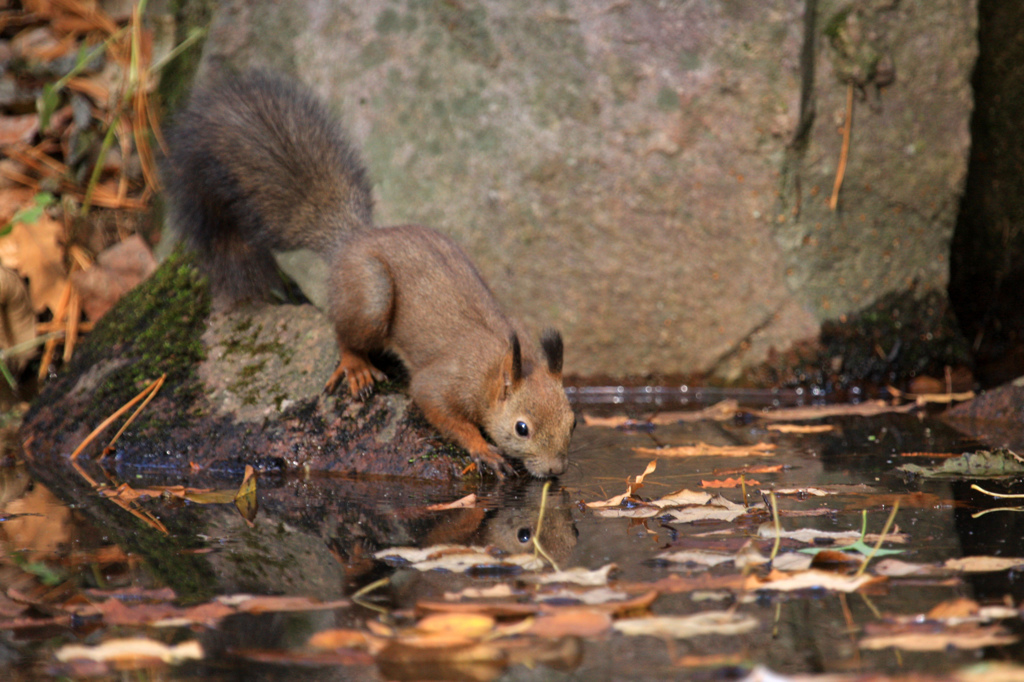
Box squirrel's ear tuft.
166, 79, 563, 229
499, 332, 523, 400
540, 329, 563, 376
510, 332, 523, 383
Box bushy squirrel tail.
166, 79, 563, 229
163, 70, 374, 299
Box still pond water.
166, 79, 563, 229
2, 389, 1023, 680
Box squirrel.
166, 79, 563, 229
163, 70, 575, 478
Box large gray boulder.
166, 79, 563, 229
177, 0, 975, 381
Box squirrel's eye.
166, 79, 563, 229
515, 421, 529, 437
516, 527, 532, 543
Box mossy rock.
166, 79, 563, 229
20, 249, 472, 482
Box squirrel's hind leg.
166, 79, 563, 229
324, 254, 393, 398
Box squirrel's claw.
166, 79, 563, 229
325, 354, 385, 399
471, 445, 514, 480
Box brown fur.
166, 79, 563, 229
164, 70, 575, 477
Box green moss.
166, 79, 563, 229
81, 247, 209, 414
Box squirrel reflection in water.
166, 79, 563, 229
330, 479, 578, 595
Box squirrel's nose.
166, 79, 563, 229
545, 457, 568, 477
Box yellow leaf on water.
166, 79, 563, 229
234, 465, 258, 525
55, 637, 203, 665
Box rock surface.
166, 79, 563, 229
20, 251, 471, 482
172, 0, 976, 381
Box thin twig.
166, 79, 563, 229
70, 374, 166, 460
99, 374, 166, 460
769, 491, 781, 563
532, 479, 560, 571
829, 82, 854, 211
855, 501, 899, 578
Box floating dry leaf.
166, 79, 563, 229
747, 569, 883, 593
217, 594, 350, 615
536, 587, 629, 605
613, 610, 759, 638
307, 628, 378, 653
756, 526, 909, 545
234, 465, 258, 525
657, 549, 735, 568
585, 460, 658, 509
592, 490, 746, 523
634, 442, 776, 458
771, 552, 814, 572
887, 384, 975, 406
525, 608, 612, 638
55, 637, 203, 665
425, 493, 478, 511
375, 545, 545, 572
661, 497, 748, 524
444, 584, 518, 601
860, 623, 1017, 651
751, 401, 917, 421
872, 558, 952, 578
927, 597, 980, 621
582, 400, 739, 428
702, 477, 761, 489
766, 424, 835, 433
524, 563, 616, 586
943, 556, 1024, 573
768, 487, 832, 497
416, 612, 497, 638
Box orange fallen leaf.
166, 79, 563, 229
701, 477, 761, 488
634, 442, 776, 458
927, 597, 980, 621
524, 608, 611, 638
766, 423, 834, 433
425, 494, 478, 511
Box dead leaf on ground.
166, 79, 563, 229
69, 234, 157, 320
0, 114, 39, 147
0, 208, 66, 314
0, 264, 36, 372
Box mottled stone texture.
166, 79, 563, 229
185, 0, 975, 380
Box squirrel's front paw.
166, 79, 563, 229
470, 445, 514, 479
